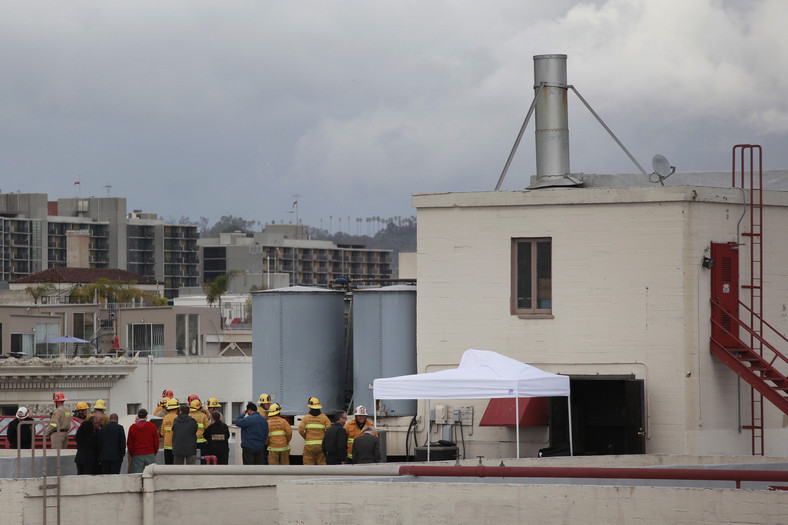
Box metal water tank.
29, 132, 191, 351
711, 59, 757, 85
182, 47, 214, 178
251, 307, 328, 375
252, 286, 345, 415
353, 285, 417, 416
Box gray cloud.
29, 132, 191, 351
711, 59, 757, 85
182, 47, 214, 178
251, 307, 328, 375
0, 0, 785, 228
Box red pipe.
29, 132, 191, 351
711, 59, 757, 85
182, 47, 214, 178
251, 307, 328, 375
399, 465, 788, 489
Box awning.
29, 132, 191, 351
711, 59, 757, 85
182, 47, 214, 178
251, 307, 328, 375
479, 397, 549, 427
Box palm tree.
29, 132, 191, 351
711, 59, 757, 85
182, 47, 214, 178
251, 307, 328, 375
26, 283, 56, 304
202, 270, 241, 328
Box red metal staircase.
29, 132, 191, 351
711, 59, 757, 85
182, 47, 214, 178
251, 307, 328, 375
708, 144, 788, 455
709, 301, 788, 417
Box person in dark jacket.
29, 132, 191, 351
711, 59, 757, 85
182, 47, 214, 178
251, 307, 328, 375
322, 410, 348, 465
74, 415, 101, 475
7, 406, 34, 450
204, 411, 230, 465
352, 426, 381, 464
172, 405, 198, 465
235, 402, 268, 465
97, 413, 126, 474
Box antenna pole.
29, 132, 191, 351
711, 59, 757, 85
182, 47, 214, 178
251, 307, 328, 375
495, 83, 544, 191
568, 85, 648, 176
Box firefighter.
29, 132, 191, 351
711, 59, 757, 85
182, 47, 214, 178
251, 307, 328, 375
87, 399, 110, 426
207, 397, 222, 418
298, 396, 331, 465
74, 402, 89, 421
188, 394, 210, 418
265, 403, 292, 465
189, 398, 211, 460
257, 393, 271, 419
46, 392, 71, 449
153, 397, 169, 418
160, 398, 180, 464
344, 405, 376, 462
8, 406, 34, 450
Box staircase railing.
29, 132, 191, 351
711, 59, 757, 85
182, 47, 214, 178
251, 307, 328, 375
709, 299, 788, 414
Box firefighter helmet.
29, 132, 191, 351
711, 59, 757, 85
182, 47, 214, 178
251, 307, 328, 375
190, 399, 202, 409
162, 389, 174, 399
158, 397, 169, 407
53, 392, 67, 402
307, 397, 322, 409
268, 403, 282, 417
94, 399, 107, 410
207, 397, 221, 408
188, 394, 200, 404
258, 393, 271, 405
75, 402, 89, 411
354, 405, 367, 417
16, 406, 29, 418
166, 398, 180, 410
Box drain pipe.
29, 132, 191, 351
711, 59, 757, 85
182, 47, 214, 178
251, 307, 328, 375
141, 464, 401, 525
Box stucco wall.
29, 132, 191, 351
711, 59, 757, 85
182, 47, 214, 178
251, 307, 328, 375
412, 186, 788, 458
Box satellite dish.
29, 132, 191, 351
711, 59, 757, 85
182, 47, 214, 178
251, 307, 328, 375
650, 154, 676, 186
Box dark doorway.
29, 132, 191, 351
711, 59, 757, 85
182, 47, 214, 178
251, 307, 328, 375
547, 377, 645, 456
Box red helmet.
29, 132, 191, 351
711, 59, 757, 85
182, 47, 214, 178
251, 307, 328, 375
188, 394, 200, 404
162, 389, 174, 399
53, 392, 67, 402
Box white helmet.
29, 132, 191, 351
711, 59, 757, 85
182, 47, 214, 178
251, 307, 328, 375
354, 405, 367, 416
16, 406, 29, 418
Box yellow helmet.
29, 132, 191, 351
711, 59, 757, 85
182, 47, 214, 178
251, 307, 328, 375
75, 402, 89, 411
307, 396, 322, 409
159, 397, 169, 407
268, 403, 282, 417
258, 393, 271, 405
207, 397, 221, 408
166, 398, 180, 410
94, 399, 107, 410
190, 399, 202, 409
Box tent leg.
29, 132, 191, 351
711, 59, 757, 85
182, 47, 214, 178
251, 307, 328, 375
374, 400, 377, 430
515, 396, 520, 459
427, 399, 430, 462
567, 397, 574, 456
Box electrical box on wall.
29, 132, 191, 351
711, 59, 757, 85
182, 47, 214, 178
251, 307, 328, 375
434, 404, 448, 424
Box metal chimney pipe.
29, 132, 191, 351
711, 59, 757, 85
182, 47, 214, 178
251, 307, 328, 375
534, 54, 570, 179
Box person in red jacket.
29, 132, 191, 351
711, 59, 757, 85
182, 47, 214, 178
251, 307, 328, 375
127, 408, 160, 473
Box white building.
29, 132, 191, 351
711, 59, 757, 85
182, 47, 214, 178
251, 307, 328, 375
408, 170, 788, 458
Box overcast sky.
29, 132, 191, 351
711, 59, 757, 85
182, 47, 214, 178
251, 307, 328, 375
1, 1, 786, 232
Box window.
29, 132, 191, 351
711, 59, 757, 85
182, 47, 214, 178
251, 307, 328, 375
127, 323, 165, 355
176, 313, 200, 356
231, 402, 244, 422
512, 238, 552, 317
11, 333, 34, 357
73, 312, 95, 341
127, 403, 141, 416
35, 322, 60, 356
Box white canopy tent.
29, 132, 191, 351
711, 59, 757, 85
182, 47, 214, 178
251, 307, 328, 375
372, 349, 572, 458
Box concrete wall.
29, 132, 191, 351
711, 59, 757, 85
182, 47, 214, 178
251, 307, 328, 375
412, 186, 788, 458
279, 478, 788, 525
0, 456, 783, 525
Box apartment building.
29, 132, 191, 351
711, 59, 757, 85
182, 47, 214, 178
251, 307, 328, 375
0, 194, 198, 299
200, 223, 393, 288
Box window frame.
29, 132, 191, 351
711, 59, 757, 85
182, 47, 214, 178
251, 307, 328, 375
511, 237, 553, 319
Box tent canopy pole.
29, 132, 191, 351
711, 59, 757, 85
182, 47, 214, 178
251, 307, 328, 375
515, 394, 520, 459
568, 396, 574, 456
